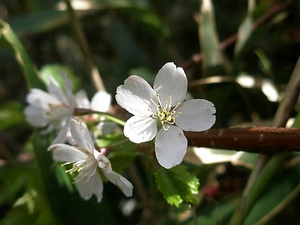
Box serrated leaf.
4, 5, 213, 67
154, 165, 199, 207
199, 0, 223, 76
0, 19, 45, 89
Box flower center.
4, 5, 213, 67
150, 94, 181, 130
46, 103, 72, 121
65, 154, 97, 183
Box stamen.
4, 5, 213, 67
156, 94, 163, 107
150, 98, 160, 112
162, 123, 170, 130
151, 94, 182, 128
168, 96, 172, 111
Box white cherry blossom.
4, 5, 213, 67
48, 119, 133, 203
24, 74, 75, 144
75, 90, 116, 135
116, 62, 216, 169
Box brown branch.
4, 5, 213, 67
181, 0, 295, 70
185, 127, 300, 153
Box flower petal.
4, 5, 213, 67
153, 62, 187, 106
97, 121, 117, 135
27, 89, 60, 108
116, 75, 156, 116
48, 144, 87, 162
70, 119, 95, 153
155, 125, 187, 169
24, 105, 48, 127
52, 119, 71, 144
77, 172, 103, 202
75, 89, 90, 108
61, 73, 74, 104
175, 99, 216, 131
124, 116, 157, 143
104, 171, 133, 197
94, 152, 112, 173
90, 91, 111, 112
47, 77, 69, 105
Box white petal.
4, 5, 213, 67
27, 89, 60, 108
48, 144, 87, 162
124, 116, 157, 144
61, 73, 74, 102
104, 171, 133, 197
153, 62, 187, 106
75, 89, 90, 108
175, 99, 216, 131
24, 105, 48, 127
94, 152, 113, 173
97, 121, 117, 135
52, 119, 71, 144
47, 77, 69, 105
116, 75, 156, 116
90, 91, 111, 112
155, 125, 187, 169
70, 120, 94, 153
77, 172, 103, 203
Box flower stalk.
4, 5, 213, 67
74, 108, 125, 126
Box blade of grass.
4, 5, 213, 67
198, 0, 223, 76
0, 19, 45, 89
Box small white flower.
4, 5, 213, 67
48, 119, 133, 203
75, 90, 116, 135
75, 90, 111, 113
116, 62, 216, 169
24, 74, 75, 144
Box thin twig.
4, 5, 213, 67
64, 0, 105, 91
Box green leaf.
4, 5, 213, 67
0, 165, 27, 206
0, 205, 39, 225
107, 19, 147, 65
184, 197, 238, 225
0, 19, 45, 89
119, 5, 169, 38
97, 134, 138, 173
234, 15, 253, 57
9, 10, 68, 37
40, 64, 80, 91
154, 165, 199, 207
199, 0, 223, 76
244, 164, 300, 225
254, 48, 273, 77
0, 101, 24, 131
